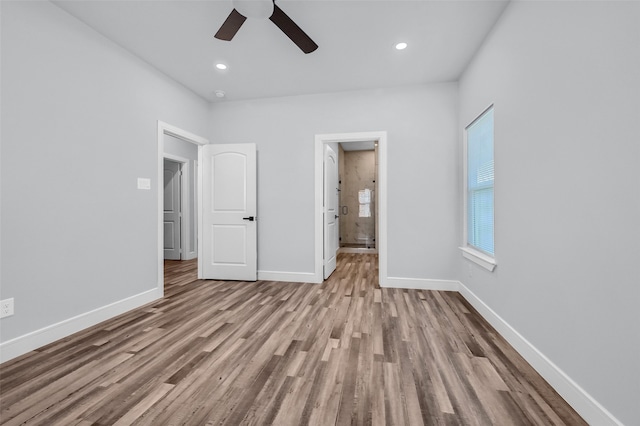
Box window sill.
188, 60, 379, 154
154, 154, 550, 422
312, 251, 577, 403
460, 247, 496, 272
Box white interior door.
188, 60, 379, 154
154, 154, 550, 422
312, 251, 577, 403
201, 143, 257, 281
323, 144, 339, 279
163, 159, 181, 260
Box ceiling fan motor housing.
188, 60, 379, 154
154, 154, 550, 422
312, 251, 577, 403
233, 0, 274, 19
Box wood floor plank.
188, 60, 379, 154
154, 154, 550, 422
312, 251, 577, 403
0, 254, 587, 425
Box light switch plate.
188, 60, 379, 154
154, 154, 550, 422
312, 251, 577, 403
137, 178, 151, 190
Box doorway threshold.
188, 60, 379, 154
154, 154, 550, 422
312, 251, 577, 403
339, 247, 378, 254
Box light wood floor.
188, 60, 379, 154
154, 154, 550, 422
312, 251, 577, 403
0, 253, 585, 425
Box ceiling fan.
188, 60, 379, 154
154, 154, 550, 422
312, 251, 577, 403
215, 0, 318, 54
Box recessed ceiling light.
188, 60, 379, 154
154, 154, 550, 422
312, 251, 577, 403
395, 42, 408, 50
214, 90, 226, 98
215, 63, 227, 70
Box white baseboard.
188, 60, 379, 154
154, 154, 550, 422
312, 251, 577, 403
257, 270, 317, 284
383, 276, 461, 291
458, 282, 623, 426
0, 288, 160, 364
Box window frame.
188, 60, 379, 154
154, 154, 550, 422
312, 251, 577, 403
461, 105, 497, 272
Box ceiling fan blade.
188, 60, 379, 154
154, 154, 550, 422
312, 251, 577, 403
215, 9, 247, 41
269, 4, 318, 54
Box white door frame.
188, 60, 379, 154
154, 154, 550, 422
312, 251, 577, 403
314, 131, 387, 285
157, 121, 208, 297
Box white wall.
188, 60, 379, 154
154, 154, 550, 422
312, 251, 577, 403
0, 1, 209, 358
458, 1, 640, 424
209, 84, 459, 282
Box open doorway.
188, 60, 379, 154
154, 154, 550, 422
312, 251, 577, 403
338, 141, 377, 253
163, 158, 183, 260
164, 135, 199, 261
157, 121, 208, 297
314, 131, 388, 285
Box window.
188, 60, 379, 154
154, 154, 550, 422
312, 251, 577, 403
462, 106, 496, 271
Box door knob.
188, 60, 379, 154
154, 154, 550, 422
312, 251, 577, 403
242, 216, 255, 221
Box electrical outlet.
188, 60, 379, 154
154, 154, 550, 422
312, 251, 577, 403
1, 298, 14, 318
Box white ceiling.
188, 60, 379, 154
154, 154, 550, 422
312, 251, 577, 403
52, 0, 510, 103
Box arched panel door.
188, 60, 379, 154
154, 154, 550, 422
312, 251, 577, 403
201, 144, 257, 281
324, 144, 339, 279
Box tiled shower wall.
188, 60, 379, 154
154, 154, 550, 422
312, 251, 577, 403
339, 149, 377, 247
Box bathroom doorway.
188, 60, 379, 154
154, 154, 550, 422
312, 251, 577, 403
338, 142, 377, 253
314, 131, 387, 285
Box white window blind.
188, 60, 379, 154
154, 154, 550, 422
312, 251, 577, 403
466, 107, 494, 256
